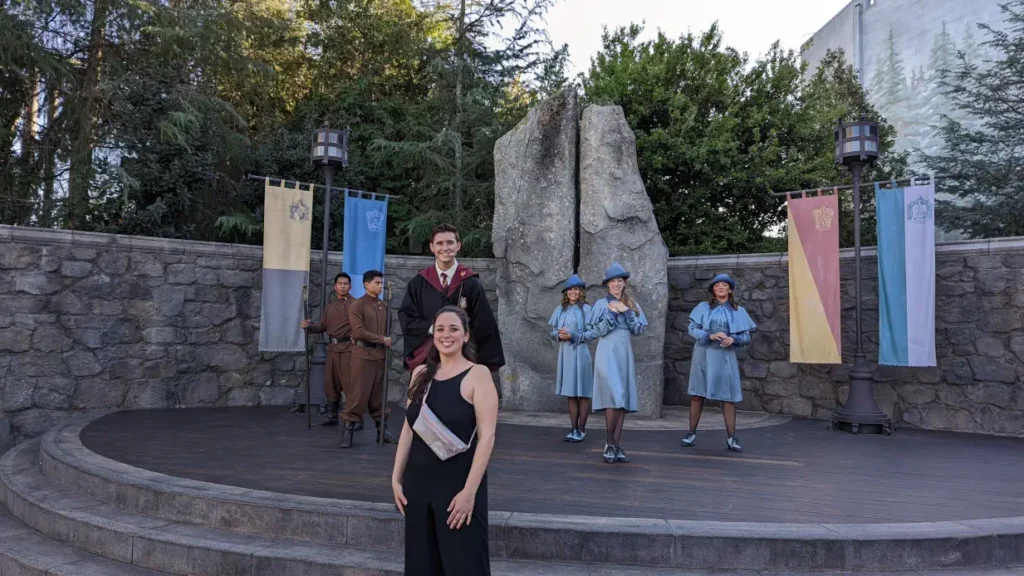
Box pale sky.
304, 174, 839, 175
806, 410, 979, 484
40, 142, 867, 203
545, 0, 853, 75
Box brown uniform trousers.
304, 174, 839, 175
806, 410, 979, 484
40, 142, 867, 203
307, 296, 353, 403
345, 294, 390, 424
324, 349, 351, 403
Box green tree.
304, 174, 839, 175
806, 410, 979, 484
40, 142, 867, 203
922, 0, 1024, 239
582, 26, 905, 255
370, 0, 568, 256
0, 0, 70, 226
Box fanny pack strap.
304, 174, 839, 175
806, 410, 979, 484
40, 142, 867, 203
421, 377, 478, 444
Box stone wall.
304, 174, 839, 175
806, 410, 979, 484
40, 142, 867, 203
0, 226, 496, 452
3, 225, 1022, 450
664, 237, 1024, 437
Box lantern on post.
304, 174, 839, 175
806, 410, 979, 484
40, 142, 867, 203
831, 115, 892, 435
307, 123, 351, 416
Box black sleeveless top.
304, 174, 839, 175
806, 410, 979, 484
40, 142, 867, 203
405, 367, 480, 494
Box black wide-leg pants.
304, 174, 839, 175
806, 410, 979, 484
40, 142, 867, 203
404, 482, 489, 576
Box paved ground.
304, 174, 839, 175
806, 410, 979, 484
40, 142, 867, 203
497, 406, 790, 430
81, 406, 1024, 524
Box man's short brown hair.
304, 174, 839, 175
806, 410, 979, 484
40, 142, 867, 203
430, 223, 460, 243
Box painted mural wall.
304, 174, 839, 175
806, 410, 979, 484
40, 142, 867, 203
801, 0, 1009, 239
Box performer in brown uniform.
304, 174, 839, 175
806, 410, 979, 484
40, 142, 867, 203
302, 273, 356, 427
342, 270, 394, 448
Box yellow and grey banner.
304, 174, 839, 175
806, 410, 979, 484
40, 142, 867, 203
259, 180, 313, 352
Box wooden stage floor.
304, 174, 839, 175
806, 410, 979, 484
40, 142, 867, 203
80, 406, 1024, 525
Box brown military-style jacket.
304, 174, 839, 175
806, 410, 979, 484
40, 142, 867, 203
349, 294, 389, 361
307, 296, 353, 353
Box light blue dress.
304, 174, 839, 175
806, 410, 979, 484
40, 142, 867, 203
687, 301, 756, 403
586, 296, 648, 412
548, 304, 594, 398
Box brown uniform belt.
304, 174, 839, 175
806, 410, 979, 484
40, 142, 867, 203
329, 337, 351, 344
355, 340, 386, 349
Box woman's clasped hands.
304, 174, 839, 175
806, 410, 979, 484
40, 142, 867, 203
709, 332, 735, 348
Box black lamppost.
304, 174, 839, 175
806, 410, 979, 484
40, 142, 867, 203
308, 123, 350, 413
830, 116, 892, 435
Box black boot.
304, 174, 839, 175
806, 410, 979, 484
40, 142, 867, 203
354, 419, 365, 431
319, 401, 340, 427
338, 422, 355, 449
376, 421, 394, 444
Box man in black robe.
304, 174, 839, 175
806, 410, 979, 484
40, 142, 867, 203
398, 224, 505, 375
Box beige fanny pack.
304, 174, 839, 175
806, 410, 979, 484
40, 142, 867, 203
413, 381, 476, 461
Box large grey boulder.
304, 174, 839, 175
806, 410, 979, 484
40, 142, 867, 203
578, 105, 669, 418
492, 88, 579, 412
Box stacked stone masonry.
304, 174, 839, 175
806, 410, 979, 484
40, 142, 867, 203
0, 226, 496, 452
665, 238, 1024, 438
2, 226, 1022, 451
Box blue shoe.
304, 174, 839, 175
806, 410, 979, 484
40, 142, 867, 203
680, 432, 697, 447
603, 444, 616, 463
575, 430, 586, 442
564, 429, 576, 442
614, 446, 630, 463
726, 436, 743, 453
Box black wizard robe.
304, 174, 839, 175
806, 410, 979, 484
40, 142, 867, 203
398, 263, 505, 373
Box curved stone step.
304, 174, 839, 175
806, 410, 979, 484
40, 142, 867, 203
32, 417, 1024, 572
4, 439, 716, 576
0, 507, 170, 576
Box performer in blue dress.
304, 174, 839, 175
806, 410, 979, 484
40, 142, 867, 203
548, 274, 594, 443
682, 273, 757, 453
586, 262, 648, 464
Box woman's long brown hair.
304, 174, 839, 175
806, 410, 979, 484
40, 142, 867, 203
408, 306, 477, 406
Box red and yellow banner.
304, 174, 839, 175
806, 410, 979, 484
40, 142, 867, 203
787, 194, 841, 364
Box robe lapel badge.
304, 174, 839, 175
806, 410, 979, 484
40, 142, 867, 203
458, 270, 468, 309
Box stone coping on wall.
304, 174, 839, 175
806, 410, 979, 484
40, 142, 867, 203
5, 224, 1020, 271
0, 225, 498, 270
667, 236, 1024, 270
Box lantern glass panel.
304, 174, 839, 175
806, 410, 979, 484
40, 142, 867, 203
865, 140, 878, 152
329, 132, 339, 144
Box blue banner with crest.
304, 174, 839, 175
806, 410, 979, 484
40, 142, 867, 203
342, 194, 389, 298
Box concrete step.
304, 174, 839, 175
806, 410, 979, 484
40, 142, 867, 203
4, 439, 754, 576
0, 507, 170, 576
3, 498, 1024, 576
35, 417, 1024, 573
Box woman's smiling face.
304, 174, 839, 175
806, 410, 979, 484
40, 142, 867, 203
607, 278, 625, 297
433, 311, 469, 354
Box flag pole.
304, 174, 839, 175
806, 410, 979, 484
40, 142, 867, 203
303, 283, 312, 431
379, 281, 394, 447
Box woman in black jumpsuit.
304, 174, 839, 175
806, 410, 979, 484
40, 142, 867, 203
392, 306, 499, 576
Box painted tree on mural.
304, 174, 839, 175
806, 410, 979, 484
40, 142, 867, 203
869, 28, 910, 148
921, 0, 1024, 239
904, 22, 959, 159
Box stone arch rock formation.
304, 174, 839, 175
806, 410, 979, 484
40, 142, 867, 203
493, 92, 669, 417
492, 89, 579, 412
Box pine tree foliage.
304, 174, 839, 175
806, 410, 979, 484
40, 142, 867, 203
921, 0, 1024, 239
